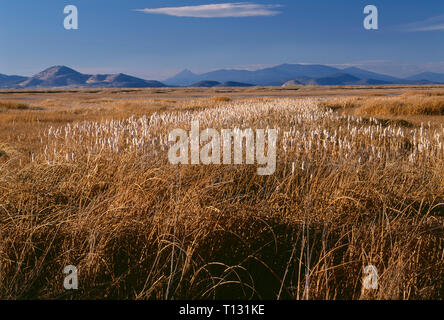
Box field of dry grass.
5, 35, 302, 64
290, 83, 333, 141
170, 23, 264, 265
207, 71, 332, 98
0, 86, 443, 300
320, 89, 444, 119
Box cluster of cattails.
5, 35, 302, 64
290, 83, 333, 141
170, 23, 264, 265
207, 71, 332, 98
38, 99, 443, 169
283, 115, 444, 169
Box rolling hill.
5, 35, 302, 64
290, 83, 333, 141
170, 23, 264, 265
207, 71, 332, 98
340, 67, 399, 82
0, 74, 29, 88
165, 64, 342, 86
406, 72, 444, 83
1, 64, 443, 89
165, 63, 443, 86
5, 66, 166, 89
191, 81, 222, 88
191, 80, 255, 87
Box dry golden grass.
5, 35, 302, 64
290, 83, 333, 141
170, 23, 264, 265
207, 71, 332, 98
0, 89, 443, 300
0, 100, 31, 111
211, 96, 232, 102
402, 90, 444, 97
320, 92, 444, 120
355, 96, 444, 116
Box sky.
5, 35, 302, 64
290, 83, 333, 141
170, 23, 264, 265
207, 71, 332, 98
0, 0, 443, 80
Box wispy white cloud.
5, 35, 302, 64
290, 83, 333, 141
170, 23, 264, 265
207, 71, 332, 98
401, 14, 444, 32
135, 2, 282, 18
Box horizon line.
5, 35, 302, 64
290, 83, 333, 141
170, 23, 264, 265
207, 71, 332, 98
2, 62, 442, 81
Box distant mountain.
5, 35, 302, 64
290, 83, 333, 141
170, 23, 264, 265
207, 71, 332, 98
19, 66, 89, 88
191, 80, 221, 87
355, 78, 393, 85
165, 69, 201, 86
405, 72, 444, 83
0, 74, 28, 88
282, 80, 303, 87
264, 63, 341, 79
2, 64, 444, 89
391, 79, 435, 85
167, 69, 253, 86
218, 81, 254, 87
307, 73, 361, 86
4, 66, 166, 89
191, 80, 255, 88
282, 74, 392, 86
342, 67, 400, 82
198, 64, 339, 86
165, 63, 410, 86
85, 73, 165, 88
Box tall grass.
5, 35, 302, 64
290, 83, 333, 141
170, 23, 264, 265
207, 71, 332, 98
320, 93, 444, 116
356, 96, 444, 116
0, 100, 30, 111
0, 98, 443, 300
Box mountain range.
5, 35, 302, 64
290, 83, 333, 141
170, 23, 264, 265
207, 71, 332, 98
191, 80, 255, 88
0, 66, 165, 89
165, 64, 444, 86
1, 64, 443, 89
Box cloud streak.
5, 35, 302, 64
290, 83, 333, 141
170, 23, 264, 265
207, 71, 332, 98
135, 2, 282, 18
401, 14, 444, 32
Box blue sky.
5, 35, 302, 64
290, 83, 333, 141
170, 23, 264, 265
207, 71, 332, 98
0, 0, 443, 79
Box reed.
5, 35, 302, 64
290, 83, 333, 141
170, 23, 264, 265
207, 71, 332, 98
0, 98, 442, 300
